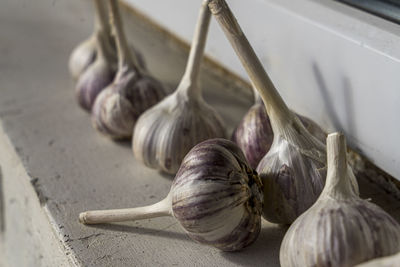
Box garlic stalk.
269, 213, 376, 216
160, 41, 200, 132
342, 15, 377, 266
69, 0, 110, 80
69, 0, 145, 82
79, 138, 263, 251
74, 0, 117, 111
91, 0, 166, 139
356, 252, 400, 267
232, 90, 326, 169
132, 0, 225, 174
208, 0, 357, 224
75, 30, 116, 112
280, 132, 400, 267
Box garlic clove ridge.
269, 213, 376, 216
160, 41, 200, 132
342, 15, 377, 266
92, 69, 166, 139
133, 93, 225, 174
132, 0, 226, 174
91, 0, 166, 139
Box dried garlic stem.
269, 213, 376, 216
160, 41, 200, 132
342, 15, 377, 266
94, 0, 110, 33
323, 132, 356, 199
108, 0, 141, 71
177, 0, 211, 98
79, 194, 172, 224
208, 0, 291, 129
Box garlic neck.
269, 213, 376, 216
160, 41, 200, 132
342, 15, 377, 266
252, 86, 263, 104
108, 0, 142, 74
177, 0, 211, 99
95, 31, 113, 63
270, 114, 326, 154
94, 0, 110, 34
321, 132, 356, 200
208, 0, 292, 132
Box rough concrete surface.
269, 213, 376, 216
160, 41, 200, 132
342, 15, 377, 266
0, 0, 399, 266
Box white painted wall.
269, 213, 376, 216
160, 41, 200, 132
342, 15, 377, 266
124, 0, 400, 179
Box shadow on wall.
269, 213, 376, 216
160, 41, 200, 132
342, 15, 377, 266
312, 62, 343, 132
312, 62, 358, 149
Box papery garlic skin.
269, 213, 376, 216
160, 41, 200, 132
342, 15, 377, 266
257, 130, 327, 224
232, 101, 273, 169
280, 198, 400, 267
91, 0, 166, 139
133, 92, 225, 174
132, 0, 225, 174
171, 138, 263, 251
208, 0, 339, 225
69, 0, 108, 81
257, 122, 358, 224
298, 115, 326, 144
280, 133, 400, 267
232, 98, 326, 170
69, 35, 97, 80
75, 32, 116, 111
356, 251, 400, 267
92, 68, 166, 139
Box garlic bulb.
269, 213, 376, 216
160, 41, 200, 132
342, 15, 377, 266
232, 90, 326, 169
280, 132, 400, 267
356, 252, 400, 267
232, 91, 273, 169
69, 0, 145, 82
91, 0, 166, 139
69, 35, 97, 81
79, 138, 263, 251
132, 0, 225, 174
68, 0, 108, 80
209, 0, 358, 224
75, 29, 116, 111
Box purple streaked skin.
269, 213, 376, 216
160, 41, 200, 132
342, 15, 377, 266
91, 68, 167, 139
232, 103, 326, 169
172, 138, 263, 251
232, 102, 273, 169
75, 61, 115, 111
78, 138, 263, 251
68, 36, 97, 80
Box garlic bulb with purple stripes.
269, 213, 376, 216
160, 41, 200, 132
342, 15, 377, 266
91, 0, 166, 139
69, 35, 97, 81
132, 0, 225, 174
209, 0, 358, 225
79, 138, 263, 251
74, 0, 117, 112
232, 91, 326, 169
69, 0, 108, 80
280, 133, 400, 267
